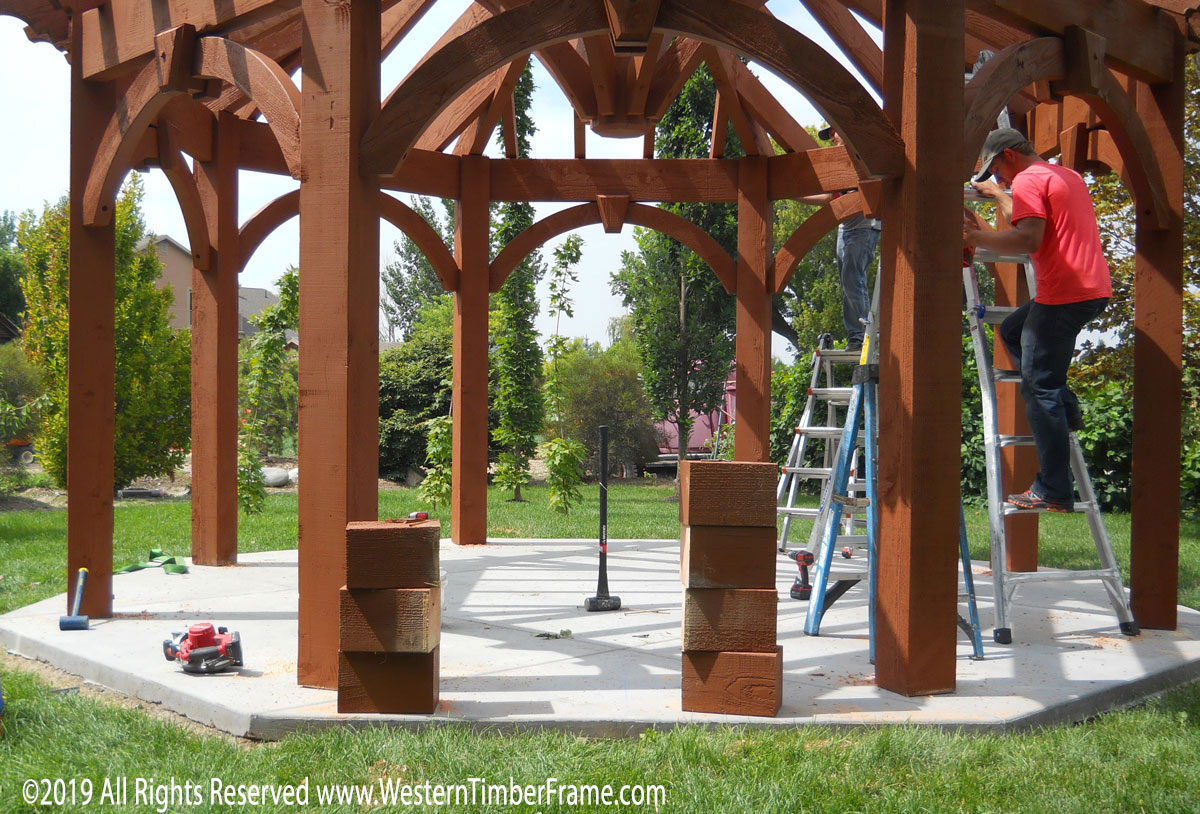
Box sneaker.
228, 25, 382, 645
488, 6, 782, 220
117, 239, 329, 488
1006, 489, 1072, 513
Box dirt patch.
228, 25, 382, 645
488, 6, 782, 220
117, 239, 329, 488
0, 650, 255, 745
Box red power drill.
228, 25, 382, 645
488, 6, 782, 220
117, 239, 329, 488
163, 623, 244, 674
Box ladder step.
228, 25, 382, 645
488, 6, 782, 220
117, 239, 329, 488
802, 426, 867, 441
997, 434, 1035, 447
1001, 567, 1121, 585
778, 506, 820, 518
781, 466, 833, 477
969, 305, 1019, 325
993, 369, 1021, 383
975, 248, 1031, 265
809, 386, 852, 403
815, 348, 862, 363
1001, 501, 1096, 516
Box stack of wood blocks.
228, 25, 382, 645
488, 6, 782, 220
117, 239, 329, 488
337, 518, 441, 714
679, 461, 782, 717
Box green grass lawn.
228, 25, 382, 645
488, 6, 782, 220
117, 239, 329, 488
2, 484, 1200, 812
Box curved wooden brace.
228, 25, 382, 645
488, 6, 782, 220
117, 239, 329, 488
489, 202, 736, 295
83, 62, 182, 227
156, 127, 211, 271
194, 37, 301, 179
963, 38, 1066, 178
237, 191, 458, 291
237, 189, 298, 275
363, 0, 902, 179
378, 194, 459, 291
772, 192, 866, 294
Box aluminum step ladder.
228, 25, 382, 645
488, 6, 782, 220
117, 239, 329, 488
963, 260, 1138, 644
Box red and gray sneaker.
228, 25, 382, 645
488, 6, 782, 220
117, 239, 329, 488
1006, 489, 1072, 513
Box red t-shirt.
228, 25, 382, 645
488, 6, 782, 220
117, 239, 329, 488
1010, 162, 1111, 304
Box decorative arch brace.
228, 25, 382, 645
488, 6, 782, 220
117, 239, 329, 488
362, 0, 903, 181
489, 202, 735, 294
963, 32, 1169, 230
237, 190, 458, 291
83, 27, 301, 230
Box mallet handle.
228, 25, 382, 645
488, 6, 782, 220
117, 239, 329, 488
70, 568, 88, 618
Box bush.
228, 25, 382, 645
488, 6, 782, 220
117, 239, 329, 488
0, 340, 43, 441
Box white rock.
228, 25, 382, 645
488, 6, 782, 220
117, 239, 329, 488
261, 466, 289, 487
287, 468, 299, 484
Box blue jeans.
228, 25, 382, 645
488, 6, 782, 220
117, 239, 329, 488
837, 226, 878, 346
999, 297, 1107, 502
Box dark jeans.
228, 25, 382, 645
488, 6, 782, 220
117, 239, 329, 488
999, 297, 1108, 503
836, 226, 878, 346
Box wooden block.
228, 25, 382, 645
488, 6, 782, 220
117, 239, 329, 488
682, 588, 777, 652
682, 646, 783, 717
679, 461, 777, 527
681, 525, 776, 589
345, 519, 440, 589
337, 649, 439, 714
340, 587, 440, 652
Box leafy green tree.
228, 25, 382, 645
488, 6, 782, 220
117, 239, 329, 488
491, 62, 545, 500
611, 64, 737, 471
18, 175, 191, 491
0, 340, 43, 442
378, 298, 454, 480
544, 235, 584, 437
381, 196, 453, 342
0, 212, 26, 325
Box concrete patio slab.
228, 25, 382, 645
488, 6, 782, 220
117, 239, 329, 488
2, 538, 1198, 739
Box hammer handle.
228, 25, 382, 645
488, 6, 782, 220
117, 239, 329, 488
70, 568, 88, 618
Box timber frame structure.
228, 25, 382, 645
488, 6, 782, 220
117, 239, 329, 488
1, 0, 1194, 698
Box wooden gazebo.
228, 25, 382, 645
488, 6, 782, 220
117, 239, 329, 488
2, 0, 1191, 700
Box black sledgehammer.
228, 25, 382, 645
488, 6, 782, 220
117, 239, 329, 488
60, 567, 90, 631
585, 425, 621, 612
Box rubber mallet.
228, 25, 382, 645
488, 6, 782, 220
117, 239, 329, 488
59, 567, 89, 631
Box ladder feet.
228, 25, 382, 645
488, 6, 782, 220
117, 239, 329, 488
993, 628, 1012, 645
1120, 621, 1140, 637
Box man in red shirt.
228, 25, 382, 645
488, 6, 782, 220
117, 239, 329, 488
964, 128, 1112, 513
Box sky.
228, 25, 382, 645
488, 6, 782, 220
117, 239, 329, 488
0, 2, 879, 357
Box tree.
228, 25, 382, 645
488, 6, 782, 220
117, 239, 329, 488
381, 196, 453, 342
611, 63, 737, 471
0, 212, 26, 326
19, 174, 191, 491
491, 62, 545, 500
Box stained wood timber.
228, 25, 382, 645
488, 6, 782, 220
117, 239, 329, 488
963, 38, 1065, 178
362, 0, 902, 179
773, 191, 866, 294
724, 58, 819, 154
80, 0, 300, 80
452, 157, 491, 545
155, 23, 197, 91
642, 36, 705, 123
627, 32, 665, 116
383, 149, 461, 200
767, 148, 866, 201
416, 65, 507, 153
704, 46, 772, 156
488, 201, 736, 294
962, 0, 1179, 85
1, 0, 70, 49
710, 90, 732, 158
584, 34, 621, 119
156, 128, 211, 271
345, 519, 441, 590
681, 647, 783, 717
194, 37, 301, 178
1131, 55, 1185, 630
378, 195, 458, 291
339, 588, 441, 652
190, 112, 240, 566
297, 0, 381, 690
159, 95, 216, 163
455, 57, 529, 156
802, 0, 884, 94
596, 195, 630, 233
574, 114, 587, 158
681, 526, 776, 589
679, 461, 777, 528
337, 649, 439, 714
67, 20, 116, 620
603, 0, 660, 53
734, 156, 772, 463
874, 0, 964, 697
227, 117, 289, 175
682, 589, 777, 652
488, 157, 738, 203
382, 0, 439, 61
237, 190, 298, 274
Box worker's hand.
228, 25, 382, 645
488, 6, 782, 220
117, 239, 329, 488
970, 178, 1005, 199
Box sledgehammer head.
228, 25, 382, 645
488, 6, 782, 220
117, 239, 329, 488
584, 594, 622, 612
59, 567, 89, 631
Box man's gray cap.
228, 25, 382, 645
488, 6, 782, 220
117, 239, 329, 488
974, 127, 1026, 182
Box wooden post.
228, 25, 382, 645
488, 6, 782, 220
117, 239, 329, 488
1130, 51, 1184, 631
297, 0, 381, 688
451, 155, 490, 545
67, 20, 115, 619
191, 111, 239, 566
875, 0, 964, 696
734, 155, 771, 463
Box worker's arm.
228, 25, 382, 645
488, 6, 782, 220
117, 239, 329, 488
970, 179, 1013, 222
964, 215, 1045, 255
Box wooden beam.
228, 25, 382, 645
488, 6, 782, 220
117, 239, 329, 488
802, 0, 883, 94
772, 191, 865, 293
190, 112, 240, 566
487, 157, 739, 202
67, 20, 116, 620
156, 127, 211, 271
297, 0, 381, 690
602, 0, 661, 52
452, 156, 491, 545
875, 0, 964, 697
455, 56, 529, 156
704, 46, 772, 156
1131, 56, 1185, 630
726, 58, 819, 154
81, 0, 300, 80
734, 156, 772, 463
